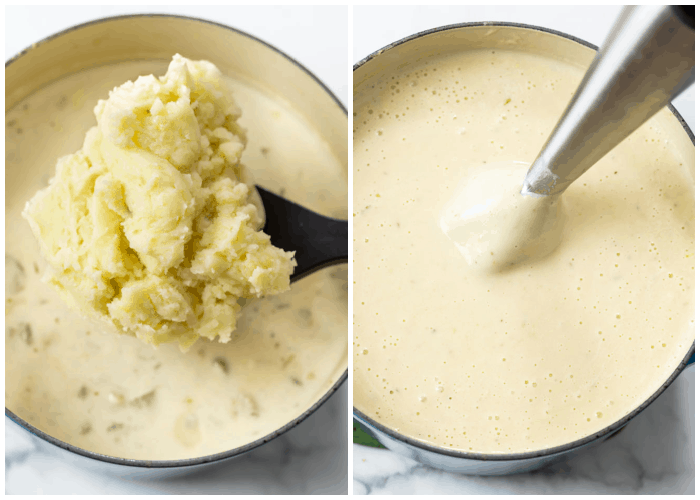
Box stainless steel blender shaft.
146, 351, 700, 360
522, 5, 695, 197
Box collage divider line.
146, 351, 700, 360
347, 3, 355, 494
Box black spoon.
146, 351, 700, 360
256, 186, 348, 283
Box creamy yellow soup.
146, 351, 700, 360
353, 47, 694, 454
6, 61, 347, 460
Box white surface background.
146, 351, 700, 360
353, 5, 695, 495
5, 4, 348, 495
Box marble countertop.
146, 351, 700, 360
5, 5, 348, 495
354, 368, 694, 495
7, 383, 348, 495
353, 5, 694, 495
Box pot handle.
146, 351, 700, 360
687, 351, 695, 367
353, 419, 385, 448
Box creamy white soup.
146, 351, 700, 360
353, 47, 694, 454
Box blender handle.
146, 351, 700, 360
672, 5, 694, 29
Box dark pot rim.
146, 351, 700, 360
5, 13, 348, 469
352, 21, 695, 463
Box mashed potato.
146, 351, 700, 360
23, 54, 296, 351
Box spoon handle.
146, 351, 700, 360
522, 5, 695, 197
256, 186, 348, 283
